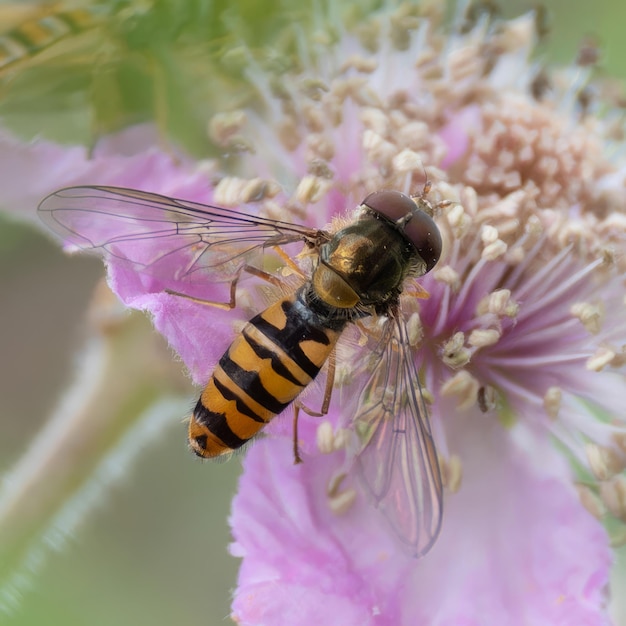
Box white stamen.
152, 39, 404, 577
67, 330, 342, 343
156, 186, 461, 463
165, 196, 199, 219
460, 185, 478, 217
407, 312, 423, 347
316, 421, 335, 454
442, 332, 471, 368
468, 328, 501, 348
333, 428, 351, 451
613, 430, 626, 456
600, 475, 626, 522
446, 203, 472, 238
360, 107, 390, 136
208, 110, 247, 145
482, 239, 508, 261
392, 148, 422, 174
340, 54, 378, 73
295, 175, 330, 204
543, 386, 562, 420
476, 289, 519, 318
481, 224, 499, 244
440, 371, 480, 410
306, 134, 335, 161
576, 484, 606, 520
586, 346, 616, 372
571, 301, 605, 335
327, 472, 357, 516
586, 443, 626, 481
434, 265, 461, 291
440, 454, 463, 493
362, 130, 396, 168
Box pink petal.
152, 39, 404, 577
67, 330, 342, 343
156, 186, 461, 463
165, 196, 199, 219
230, 409, 612, 625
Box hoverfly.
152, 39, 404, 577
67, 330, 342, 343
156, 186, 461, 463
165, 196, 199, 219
38, 184, 444, 556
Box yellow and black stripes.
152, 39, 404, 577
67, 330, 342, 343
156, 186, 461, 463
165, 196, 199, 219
0, 7, 99, 71
188, 291, 345, 458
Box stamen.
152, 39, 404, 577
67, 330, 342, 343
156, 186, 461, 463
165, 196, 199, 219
440, 370, 479, 410
406, 312, 423, 347
208, 110, 248, 146
339, 54, 378, 74
392, 148, 422, 174
433, 265, 461, 291
575, 484, 606, 520
441, 332, 471, 368
543, 386, 562, 420
586, 443, 626, 481
445, 203, 472, 238
362, 130, 396, 169
476, 289, 519, 318
586, 346, 616, 372
213, 177, 279, 206
468, 328, 501, 348
295, 175, 330, 204
327, 472, 357, 516
570, 301, 605, 335
481, 225, 499, 244
316, 421, 335, 454
599, 476, 626, 523
482, 239, 508, 261
440, 454, 463, 493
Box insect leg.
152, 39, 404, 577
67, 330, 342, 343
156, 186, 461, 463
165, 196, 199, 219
292, 406, 304, 464
292, 349, 337, 464
403, 281, 430, 300
272, 246, 308, 279
164, 265, 286, 310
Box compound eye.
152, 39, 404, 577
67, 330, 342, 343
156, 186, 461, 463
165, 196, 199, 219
362, 190, 442, 272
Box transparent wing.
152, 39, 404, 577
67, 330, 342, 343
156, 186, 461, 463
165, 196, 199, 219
38, 186, 325, 286
348, 313, 443, 557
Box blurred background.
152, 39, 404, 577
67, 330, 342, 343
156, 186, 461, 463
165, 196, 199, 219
1, 1, 625, 624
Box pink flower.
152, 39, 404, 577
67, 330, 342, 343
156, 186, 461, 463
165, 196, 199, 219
4, 5, 626, 625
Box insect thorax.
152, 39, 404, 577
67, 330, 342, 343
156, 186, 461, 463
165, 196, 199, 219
314, 215, 416, 311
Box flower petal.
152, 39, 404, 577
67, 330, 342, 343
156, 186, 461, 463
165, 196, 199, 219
231, 408, 612, 625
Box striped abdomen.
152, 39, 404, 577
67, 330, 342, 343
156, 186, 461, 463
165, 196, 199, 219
188, 290, 344, 457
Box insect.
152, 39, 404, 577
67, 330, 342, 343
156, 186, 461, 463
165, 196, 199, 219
0, 1, 221, 150
0, 4, 102, 76
38, 184, 444, 556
